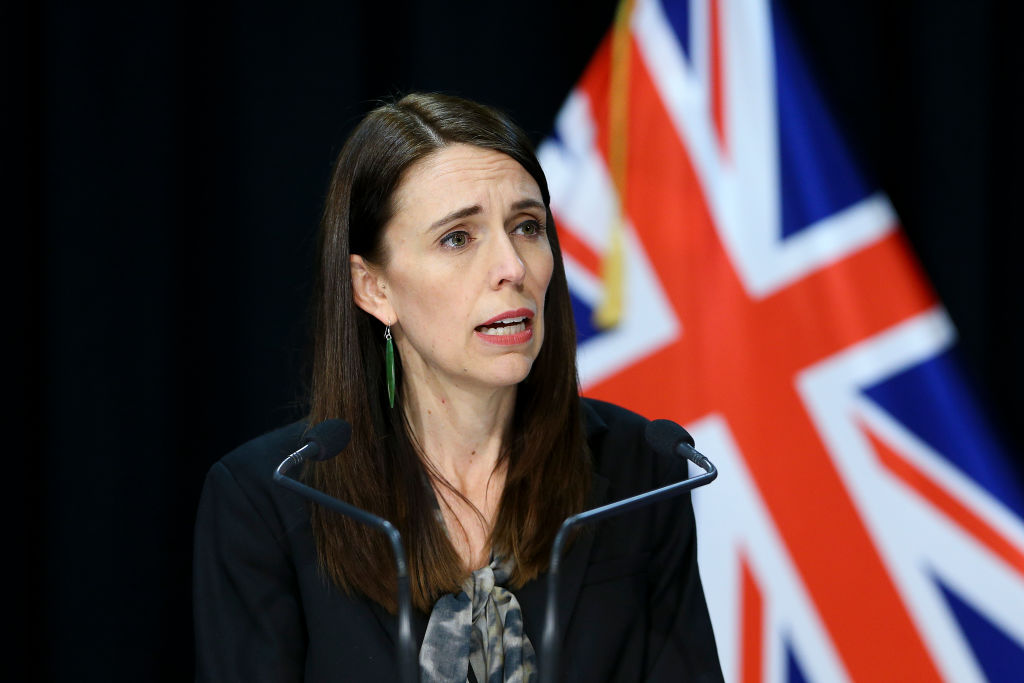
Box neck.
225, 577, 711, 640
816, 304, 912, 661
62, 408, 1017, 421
401, 377, 516, 495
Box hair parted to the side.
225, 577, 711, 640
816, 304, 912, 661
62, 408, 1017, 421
307, 93, 591, 612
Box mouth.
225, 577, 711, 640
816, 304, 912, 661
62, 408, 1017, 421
476, 315, 530, 336
474, 308, 535, 344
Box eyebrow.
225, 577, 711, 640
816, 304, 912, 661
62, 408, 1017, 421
426, 198, 546, 232
510, 198, 545, 213
428, 205, 482, 232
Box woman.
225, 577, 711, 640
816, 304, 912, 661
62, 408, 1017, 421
194, 93, 722, 682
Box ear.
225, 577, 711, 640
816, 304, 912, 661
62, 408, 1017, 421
350, 255, 396, 325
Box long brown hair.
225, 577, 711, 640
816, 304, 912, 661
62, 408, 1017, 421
307, 93, 590, 612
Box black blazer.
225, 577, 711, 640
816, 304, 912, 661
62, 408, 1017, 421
194, 398, 723, 682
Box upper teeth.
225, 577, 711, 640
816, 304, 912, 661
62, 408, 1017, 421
481, 320, 527, 336
495, 317, 527, 324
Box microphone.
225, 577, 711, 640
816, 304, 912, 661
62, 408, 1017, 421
273, 419, 417, 683
645, 419, 714, 471
539, 419, 718, 683
276, 418, 352, 469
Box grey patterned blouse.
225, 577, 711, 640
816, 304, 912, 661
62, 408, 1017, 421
419, 556, 538, 683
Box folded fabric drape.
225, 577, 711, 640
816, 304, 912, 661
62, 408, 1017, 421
419, 556, 537, 683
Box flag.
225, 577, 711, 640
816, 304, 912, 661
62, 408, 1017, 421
537, 0, 1024, 680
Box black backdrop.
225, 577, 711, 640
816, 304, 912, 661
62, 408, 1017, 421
13, 1, 1022, 680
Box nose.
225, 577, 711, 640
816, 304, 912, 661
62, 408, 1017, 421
489, 230, 527, 289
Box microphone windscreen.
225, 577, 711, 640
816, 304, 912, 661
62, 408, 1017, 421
303, 419, 353, 461
645, 419, 696, 456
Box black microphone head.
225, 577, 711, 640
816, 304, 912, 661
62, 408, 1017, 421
303, 419, 352, 462
645, 419, 695, 455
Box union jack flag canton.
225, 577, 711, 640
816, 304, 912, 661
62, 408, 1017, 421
537, 0, 1024, 680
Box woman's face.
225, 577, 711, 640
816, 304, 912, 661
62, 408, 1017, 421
352, 143, 554, 395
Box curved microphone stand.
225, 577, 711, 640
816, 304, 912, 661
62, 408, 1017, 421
538, 421, 718, 683
274, 432, 417, 683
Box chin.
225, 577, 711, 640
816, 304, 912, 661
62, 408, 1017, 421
479, 356, 536, 388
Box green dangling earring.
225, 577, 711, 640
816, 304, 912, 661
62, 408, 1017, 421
384, 323, 395, 408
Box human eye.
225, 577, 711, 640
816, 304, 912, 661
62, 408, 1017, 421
511, 218, 546, 238
440, 229, 471, 250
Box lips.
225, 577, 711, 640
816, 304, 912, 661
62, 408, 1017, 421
474, 308, 535, 345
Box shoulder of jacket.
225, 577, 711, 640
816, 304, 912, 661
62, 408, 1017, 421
581, 397, 650, 438
582, 397, 689, 493
215, 420, 310, 489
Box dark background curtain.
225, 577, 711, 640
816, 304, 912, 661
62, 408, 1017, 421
11, 0, 1021, 680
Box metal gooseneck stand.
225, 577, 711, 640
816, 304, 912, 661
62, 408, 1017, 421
273, 432, 418, 683
538, 421, 718, 683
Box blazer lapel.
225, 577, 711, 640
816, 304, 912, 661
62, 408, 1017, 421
367, 595, 429, 652
519, 398, 613, 650
518, 469, 610, 645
